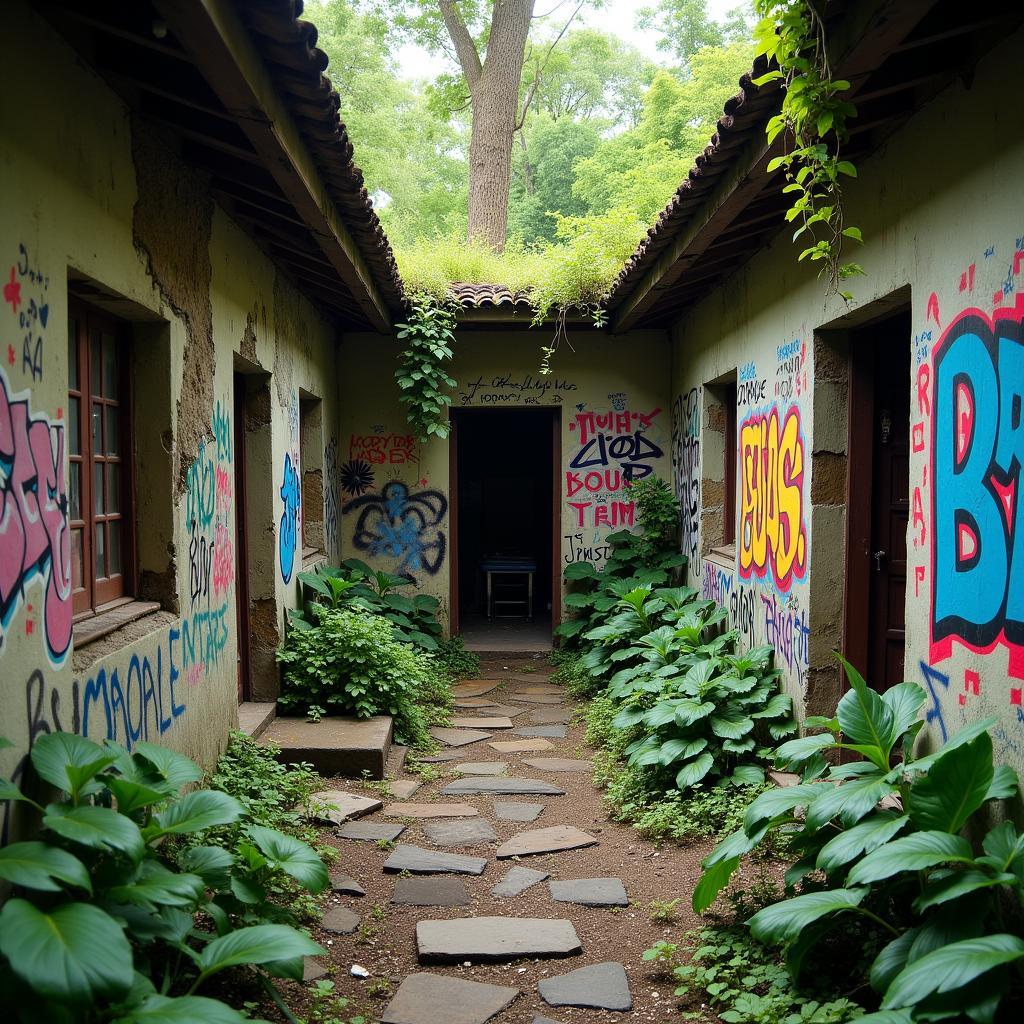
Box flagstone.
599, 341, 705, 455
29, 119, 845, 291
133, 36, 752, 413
329, 871, 365, 896
442, 778, 565, 797
415, 750, 464, 763
496, 825, 598, 859
538, 962, 632, 1011
303, 958, 328, 982
423, 817, 498, 847
389, 779, 421, 800
416, 916, 582, 963
454, 697, 501, 708
506, 693, 564, 705
494, 801, 545, 822
455, 761, 509, 776
452, 680, 501, 698
307, 790, 382, 824
391, 876, 472, 907
530, 708, 571, 724
549, 877, 628, 907
452, 716, 514, 730
490, 865, 549, 898
382, 843, 488, 875
431, 727, 493, 747
523, 757, 593, 773
513, 726, 566, 739
338, 821, 406, 842
384, 802, 479, 818
470, 703, 529, 718
509, 685, 562, 695
381, 973, 519, 1024
321, 905, 360, 934
488, 739, 555, 753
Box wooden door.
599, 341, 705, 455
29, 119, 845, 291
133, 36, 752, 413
233, 375, 251, 702
866, 318, 911, 691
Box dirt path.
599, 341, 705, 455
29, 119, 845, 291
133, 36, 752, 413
299, 654, 716, 1023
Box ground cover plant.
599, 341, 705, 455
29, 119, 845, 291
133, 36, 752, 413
693, 659, 1024, 1023
0, 733, 328, 1023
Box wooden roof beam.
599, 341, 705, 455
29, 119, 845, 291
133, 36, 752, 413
154, 0, 392, 332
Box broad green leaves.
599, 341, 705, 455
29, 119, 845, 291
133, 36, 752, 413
196, 925, 324, 980
150, 790, 243, 837
749, 889, 867, 944
247, 826, 329, 893
847, 832, 974, 886
44, 804, 145, 863
31, 733, 116, 800
909, 733, 995, 833
0, 841, 91, 893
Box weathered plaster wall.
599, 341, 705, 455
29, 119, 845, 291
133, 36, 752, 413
668, 26, 1024, 769
0, 1, 339, 833
338, 328, 671, 623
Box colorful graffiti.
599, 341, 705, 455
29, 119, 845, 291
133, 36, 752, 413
7, 244, 48, 381
0, 368, 71, 664
760, 591, 810, 676
324, 438, 340, 554
671, 389, 701, 570
349, 432, 418, 465
702, 564, 733, 605
343, 481, 447, 577
279, 451, 301, 583
738, 404, 808, 590
930, 296, 1023, 677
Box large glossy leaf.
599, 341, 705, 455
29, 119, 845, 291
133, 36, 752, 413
743, 783, 823, 831
675, 751, 714, 789
980, 820, 1024, 876
749, 888, 867, 944
909, 732, 994, 833
880, 683, 927, 742
0, 840, 92, 893
908, 717, 998, 773
835, 659, 893, 766
0, 898, 133, 1003
44, 804, 145, 863
692, 855, 739, 913
984, 763, 1019, 802
751, 693, 792, 719
114, 993, 259, 1023
247, 826, 329, 893
913, 868, 1016, 913
847, 831, 973, 885
178, 845, 234, 887
563, 561, 598, 580
673, 699, 715, 726
709, 708, 754, 739
196, 924, 323, 978
658, 737, 707, 766
30, 732, 115, 798
133, 742, 203, 792
105, 777, 172, 816
815, 813, 909, 874
730, 764, 765, 787
804, 777, 898, 831
107, 860, 205, 909
870, 929, 917, 994
151, 790, 242, 837
774, 732, 835, 764
882, 934, 1024, 1009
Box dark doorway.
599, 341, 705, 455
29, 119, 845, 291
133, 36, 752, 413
233, 372, 251, 702
845, 311, 912, 691
451, 408, 558, 649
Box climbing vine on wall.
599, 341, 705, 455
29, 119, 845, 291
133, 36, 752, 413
753, 0, 863, 299
395, 296, 458, 442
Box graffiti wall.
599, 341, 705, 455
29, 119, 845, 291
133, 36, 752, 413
337, 330, 671, 617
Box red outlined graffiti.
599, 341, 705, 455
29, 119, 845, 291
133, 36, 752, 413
0, 368, 72, 663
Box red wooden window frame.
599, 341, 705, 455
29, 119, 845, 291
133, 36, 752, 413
68, 300, 134, 617
723, 379, 737, 547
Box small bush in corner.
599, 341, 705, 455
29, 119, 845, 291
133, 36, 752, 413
277, 608, 452, 748
433, 635, 480, 679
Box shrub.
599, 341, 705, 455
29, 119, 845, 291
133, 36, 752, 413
277, 608, 452, 747
694, 658, 1024, 1023
433, 635, 480, 679
0, 733, 327, 1022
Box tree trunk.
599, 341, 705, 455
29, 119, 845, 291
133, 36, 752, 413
440, 0, 535, 252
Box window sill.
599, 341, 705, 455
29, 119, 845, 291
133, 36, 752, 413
706, 545, 736, 570
302, 546, 327, 569
73, 599, 162, 648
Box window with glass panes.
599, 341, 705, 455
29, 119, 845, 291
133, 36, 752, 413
67, 301, 132, 614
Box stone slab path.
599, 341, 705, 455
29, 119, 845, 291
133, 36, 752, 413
299, 653, 711, 1023
309, 790, 382, 824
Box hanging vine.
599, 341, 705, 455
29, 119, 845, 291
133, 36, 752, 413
394, 295, 458, 441
753, 0, 863, 300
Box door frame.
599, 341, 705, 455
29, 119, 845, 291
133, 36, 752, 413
233, 373, 252, 702
447, 406, 562, 637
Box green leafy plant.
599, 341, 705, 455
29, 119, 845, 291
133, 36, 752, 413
694, 657, 1024, 1023
649, 897, 683, 923
630, 476, 681, 567
0, 733, 327, 1022
433, 635, 480, 679
753, 1, 863, 300
394, 296, 458, 441
277, 608, 452, 747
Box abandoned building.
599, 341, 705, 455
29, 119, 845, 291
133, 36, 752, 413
2, 0, 1022, 816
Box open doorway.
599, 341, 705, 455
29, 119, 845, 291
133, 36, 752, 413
451, 408, 558, 651
844, 309, 912, 692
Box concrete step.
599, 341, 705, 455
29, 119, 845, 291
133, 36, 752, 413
261, 715, 392, 778
238, 701, 276, 739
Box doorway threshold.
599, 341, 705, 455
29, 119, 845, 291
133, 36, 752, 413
460, 615, 552, 653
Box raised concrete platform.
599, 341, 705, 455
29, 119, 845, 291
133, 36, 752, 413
261, 715, 392, 778
238, 702, 276, 738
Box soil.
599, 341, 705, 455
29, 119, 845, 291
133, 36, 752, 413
263, 653, 727, 1023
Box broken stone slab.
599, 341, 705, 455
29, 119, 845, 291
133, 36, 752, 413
442, 778, 565, 797
514, 725, 567, 739
389, 779, 421, 800
496, 826, 598, 859
431, 727, 493, 747
470, 703, 529, 718
382, 843, 487, 875
423, 817, 498, 847
538, 962, 632, 1011
452, 716, 514, 730
454, 697, 501, 708
491, 866, 549, 898
509, 685, 562, 695
530, 708, 572, 724
506, 694, 565, 705
329, 871, 365, 896
523, 757, 593, 773
494, 801, 545, 822
391, 876, 472, 907
303, 957, 328, 983
549, 877, 628, 907
455, 761, 509, 776
416, 917, 582, 963
509, 673, 553, 683
321, 905, 360, 934
307, 790, 383, 824
337, 821, 406, 843
414, 750, 464, 763
384, 802, 479, 818
381, 973, 519, 1024
488, 739, 555, 754
452, 680, 501, 698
